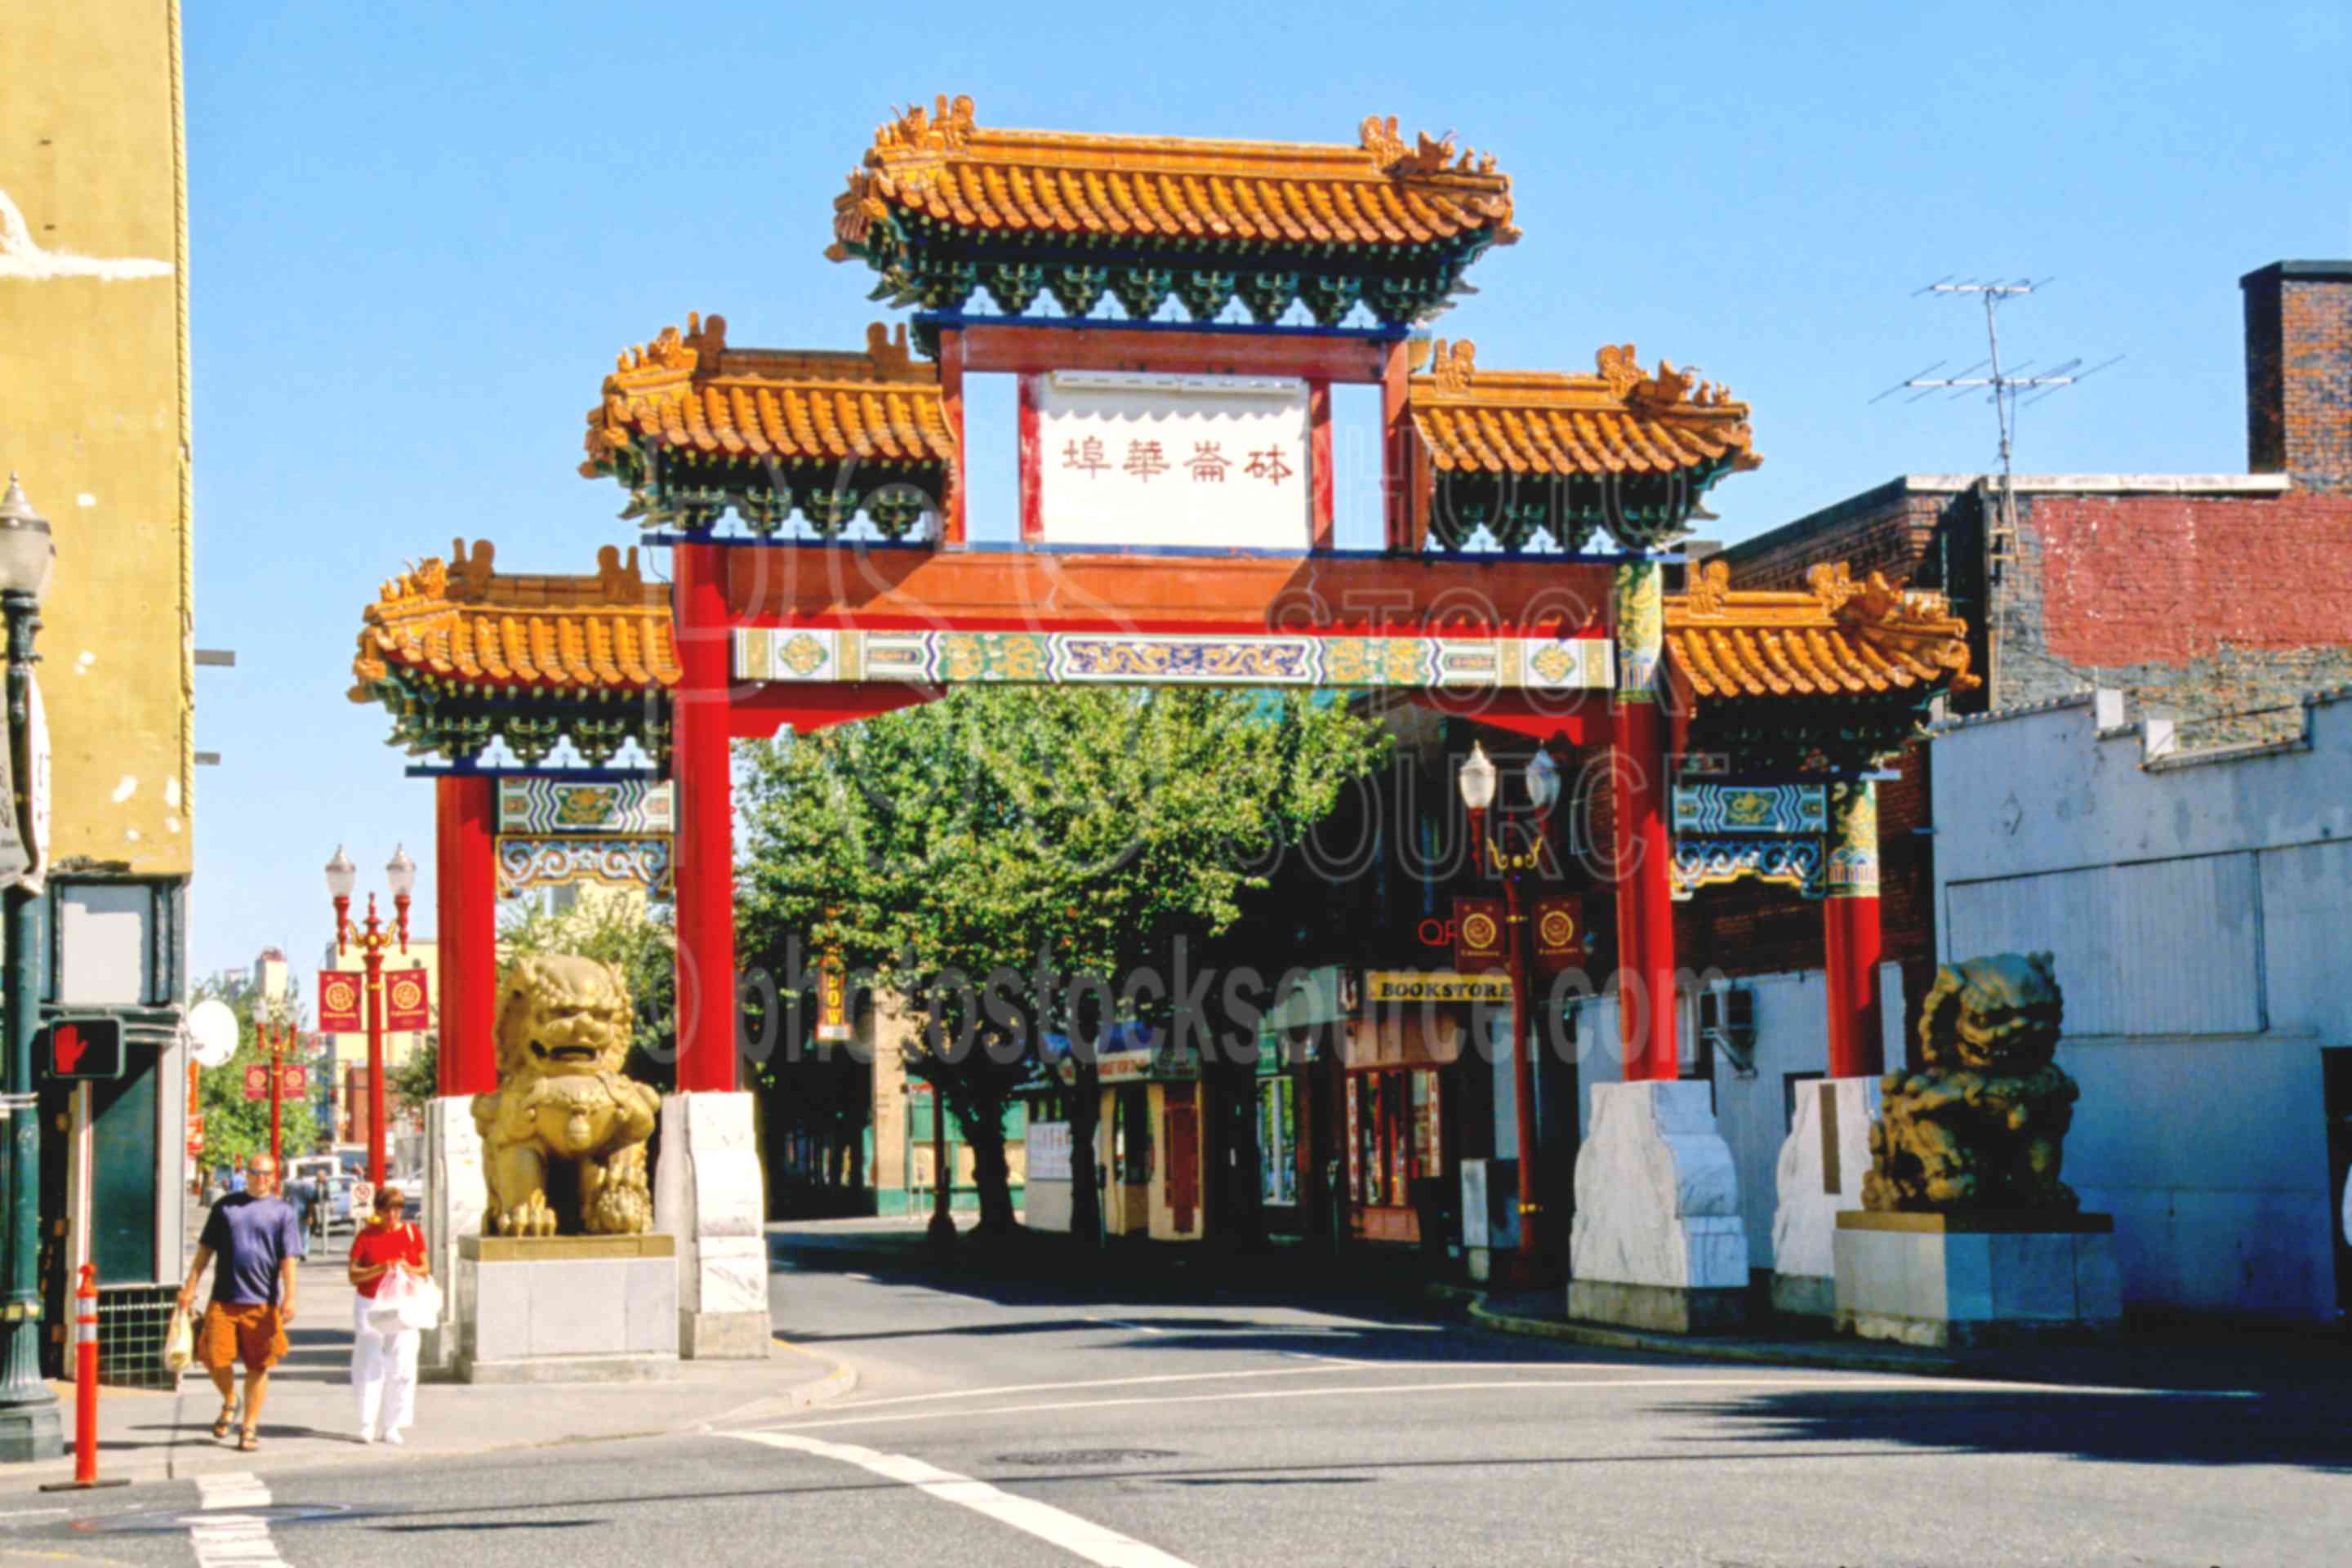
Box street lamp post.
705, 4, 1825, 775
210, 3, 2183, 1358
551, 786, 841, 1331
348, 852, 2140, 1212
327, 845, 415, 1186
256, 1013, 297, 1169
928, 1077, 955, 1247
1458, 741, 1559, 1276
0, 475, 60, 1460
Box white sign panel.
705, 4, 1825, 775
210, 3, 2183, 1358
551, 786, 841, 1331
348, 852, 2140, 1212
1025, 1120, 1072, 1183
1033, 371, 1311, 549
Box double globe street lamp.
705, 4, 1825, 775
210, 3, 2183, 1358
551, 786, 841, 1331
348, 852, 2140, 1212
325, 844, 416, 1186
1457, 739, 1560, 1277
0, 475, 60, 1459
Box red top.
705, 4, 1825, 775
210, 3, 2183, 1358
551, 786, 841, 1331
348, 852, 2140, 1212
349, 1221, 425, 1298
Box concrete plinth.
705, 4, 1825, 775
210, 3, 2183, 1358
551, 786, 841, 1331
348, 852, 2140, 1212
1833, 1210, 2123, 1348
454, 1233, 679, 1383
653, 1093, 771, 1359
1770, 1076, 1882, 1321
421, 1096, 489, 1377
1567, 1080, 1749, 1334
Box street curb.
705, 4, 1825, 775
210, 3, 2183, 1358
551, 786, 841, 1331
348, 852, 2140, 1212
1445, 1289, 1971, 1379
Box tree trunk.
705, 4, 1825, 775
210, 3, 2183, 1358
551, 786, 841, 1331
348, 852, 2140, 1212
1068, 1063, 1102, 1249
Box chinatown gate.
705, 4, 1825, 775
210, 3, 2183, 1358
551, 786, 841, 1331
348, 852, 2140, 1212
349, 99, 1976, 1350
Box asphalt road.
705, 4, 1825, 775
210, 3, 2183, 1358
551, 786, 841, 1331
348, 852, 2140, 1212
18, 1245, 2348, 1567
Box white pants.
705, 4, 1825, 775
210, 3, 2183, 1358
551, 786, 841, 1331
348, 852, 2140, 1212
350, 1294, 419, 1438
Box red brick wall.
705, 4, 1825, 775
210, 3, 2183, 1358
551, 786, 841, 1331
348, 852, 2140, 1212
2244, 264, 2352, 492
2031, 491, 2352, 666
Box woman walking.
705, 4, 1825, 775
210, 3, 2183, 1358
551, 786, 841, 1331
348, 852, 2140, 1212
346, 1185, 427, 1445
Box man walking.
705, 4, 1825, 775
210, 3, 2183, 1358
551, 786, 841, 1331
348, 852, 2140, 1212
178, 1153, 305, 1453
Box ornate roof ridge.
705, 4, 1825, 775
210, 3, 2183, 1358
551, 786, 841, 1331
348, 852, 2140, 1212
603, 315, 931, 397
366, 540, 663, 617
1411, 339, 1748, 416
1663, 559, 1980, 700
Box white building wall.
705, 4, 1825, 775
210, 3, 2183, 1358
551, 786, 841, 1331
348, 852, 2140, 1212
1931, 693, 2352, 1323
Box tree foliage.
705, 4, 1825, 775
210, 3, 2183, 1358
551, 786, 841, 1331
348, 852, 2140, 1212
193, 982, 325, 1169
737, 687, 1389, 1236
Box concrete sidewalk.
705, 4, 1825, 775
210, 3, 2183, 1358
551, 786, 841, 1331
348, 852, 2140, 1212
2, 1240, 849, 1494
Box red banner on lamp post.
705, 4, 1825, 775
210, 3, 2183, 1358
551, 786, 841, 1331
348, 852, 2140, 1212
385, 967, 430, 1031
318, 971, 363, 1032
1530, 895, 1588, 974
242, 1063, 308, 1101
1451, 897, 1507, 973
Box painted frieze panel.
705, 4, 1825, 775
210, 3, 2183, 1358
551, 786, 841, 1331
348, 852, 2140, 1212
496, 835, 675, 898
497, 778, 675, 835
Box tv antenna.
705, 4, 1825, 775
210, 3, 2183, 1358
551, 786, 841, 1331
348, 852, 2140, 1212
1870, 278, 2122, 706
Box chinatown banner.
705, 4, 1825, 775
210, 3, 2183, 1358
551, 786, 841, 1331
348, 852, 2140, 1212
1450, 897, 1507, 974
242, 1062, 309, 1102
1530, 896, 1588, 974
318, 970, 363, 1032
385, 967, 431, 1031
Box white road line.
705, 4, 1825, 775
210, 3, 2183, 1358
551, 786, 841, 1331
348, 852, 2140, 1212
736, 1431, 1196, 1568
831, 1366, 1348, 1412
190, 1471, 286, 1568
760, 1371, 2250, 1433
1083, 1316, 1168, 1335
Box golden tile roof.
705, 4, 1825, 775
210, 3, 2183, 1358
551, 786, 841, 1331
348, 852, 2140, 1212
1410, 341, 1761, 479
831, 96, 1518, 255
350, 540, 682, 697
581, 315, 954, 477
1665, 561, 1979, 701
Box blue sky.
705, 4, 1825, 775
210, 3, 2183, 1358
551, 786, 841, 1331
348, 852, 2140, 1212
184, 0, 2350, 982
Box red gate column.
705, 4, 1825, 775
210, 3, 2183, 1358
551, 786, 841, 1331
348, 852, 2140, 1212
1609, 562, 1679, 1082
434, 774, 498, 1097
673, 540, 739, 1094
1822, 781, 1885, 1078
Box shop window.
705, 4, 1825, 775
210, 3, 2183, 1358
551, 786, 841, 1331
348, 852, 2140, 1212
1256, 1077, 1297, 1206
1113, 1086, 1152, 1184
1347, 1068, 1445, 1206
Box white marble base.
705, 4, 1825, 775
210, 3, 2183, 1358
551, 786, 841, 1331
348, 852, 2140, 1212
421, 1096, 488, 1377
1833, 1212, 2123, 1348
1770, 1076, 1882, 1321
1568, 1080, 1748, 1331
654, 1092, 772, 1359
457, 1241, 679, 1379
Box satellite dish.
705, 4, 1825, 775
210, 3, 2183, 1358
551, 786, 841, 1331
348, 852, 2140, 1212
185, 1000, 238, 1069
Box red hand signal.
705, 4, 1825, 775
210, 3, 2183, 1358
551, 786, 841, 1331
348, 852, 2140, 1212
54, 1024, 86, 1075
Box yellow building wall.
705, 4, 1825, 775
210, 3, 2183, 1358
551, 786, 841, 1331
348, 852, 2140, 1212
1145, 1084, 1204, 1243
0, 2, 194, 875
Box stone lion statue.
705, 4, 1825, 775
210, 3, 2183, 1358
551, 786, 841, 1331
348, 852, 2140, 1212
1864, 951, 2079, 1213
472, 954, 661, 1236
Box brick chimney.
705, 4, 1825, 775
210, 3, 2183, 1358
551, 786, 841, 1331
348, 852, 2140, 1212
2242, 261, 2352, 492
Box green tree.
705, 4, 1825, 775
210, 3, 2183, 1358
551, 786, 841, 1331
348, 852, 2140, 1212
737, 687, 1389, 1238
194, 982, 325, 1169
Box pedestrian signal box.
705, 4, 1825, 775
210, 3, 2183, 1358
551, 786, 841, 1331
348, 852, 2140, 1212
46, 1018, 126, 1081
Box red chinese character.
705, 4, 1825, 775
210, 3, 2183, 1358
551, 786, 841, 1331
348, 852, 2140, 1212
1185, 442, 1232, 482
1062, 437, 1108, 477
1124, 440, 1170, 482
1245, 447, 1295, 485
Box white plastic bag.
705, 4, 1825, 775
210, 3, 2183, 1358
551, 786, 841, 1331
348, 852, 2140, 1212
368, 1267, 439, 1335
163, 1304, 194, 1374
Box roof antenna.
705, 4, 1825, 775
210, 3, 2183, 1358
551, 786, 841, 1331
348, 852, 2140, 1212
1869, 278, 2122, 702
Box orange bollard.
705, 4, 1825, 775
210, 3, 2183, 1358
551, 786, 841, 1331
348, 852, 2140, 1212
40, 1265, 127, 1491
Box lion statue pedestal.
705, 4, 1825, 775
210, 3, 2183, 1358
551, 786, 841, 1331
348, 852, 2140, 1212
1833, 953, 2123, 1348
448, 956, 681, 1382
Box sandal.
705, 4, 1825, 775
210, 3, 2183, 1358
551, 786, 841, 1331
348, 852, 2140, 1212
238, 1428, 259, 1453
211, 1407, 235, 1441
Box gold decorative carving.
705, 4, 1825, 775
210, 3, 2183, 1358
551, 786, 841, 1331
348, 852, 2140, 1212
1428, 338, 1477, 394
875, 93, 978, 154
1866, 952, 2078, 1212
1596, 343, 1644, 399
1686, 558, 1731, 616
472, 954, 661, 1237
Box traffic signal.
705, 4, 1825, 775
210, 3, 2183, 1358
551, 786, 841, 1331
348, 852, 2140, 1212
46, 1018, 126, 1081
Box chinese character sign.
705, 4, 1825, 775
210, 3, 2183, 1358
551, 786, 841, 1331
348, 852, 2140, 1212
1033, 371, 1311, 548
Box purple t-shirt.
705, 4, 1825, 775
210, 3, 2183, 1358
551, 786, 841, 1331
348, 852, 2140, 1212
198, 1193, 306, 1306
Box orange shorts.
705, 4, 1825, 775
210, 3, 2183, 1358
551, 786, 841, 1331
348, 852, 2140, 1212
197, 1302, 287, 1373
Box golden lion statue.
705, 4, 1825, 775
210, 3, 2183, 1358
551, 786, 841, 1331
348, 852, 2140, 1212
1864, 951, 2078, 1213
472, 954, 661, 1236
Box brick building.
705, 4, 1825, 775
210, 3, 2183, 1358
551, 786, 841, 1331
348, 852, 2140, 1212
1693, 260, 2352, 1009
